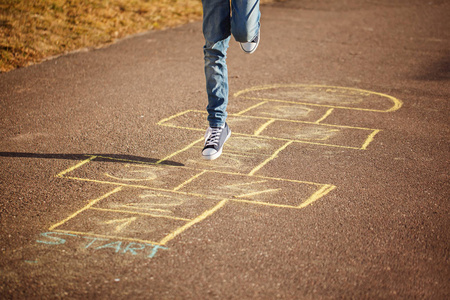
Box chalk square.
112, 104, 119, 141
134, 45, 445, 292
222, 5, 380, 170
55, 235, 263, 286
53, 209, 187, 244
237, 101, 331, 122
177, 172, 321, 207
60, 157, 201, 190
93, 187, 224, 220
167, 136, 287, 173
259, 120, 376, 149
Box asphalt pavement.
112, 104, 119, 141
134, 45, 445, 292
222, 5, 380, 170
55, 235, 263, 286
1, 0, 449, 298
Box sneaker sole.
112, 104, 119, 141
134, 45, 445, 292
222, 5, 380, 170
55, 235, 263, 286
202, 129, 231, 161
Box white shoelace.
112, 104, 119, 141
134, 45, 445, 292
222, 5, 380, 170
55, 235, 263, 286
204, 127, 223, 147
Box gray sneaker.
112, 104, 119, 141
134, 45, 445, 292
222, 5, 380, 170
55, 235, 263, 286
240, 30, 260, 54
202, 123, 231, 160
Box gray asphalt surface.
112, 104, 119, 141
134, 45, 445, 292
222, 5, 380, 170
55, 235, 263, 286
1, 0, 449, 298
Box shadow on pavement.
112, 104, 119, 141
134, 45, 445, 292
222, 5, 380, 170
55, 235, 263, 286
415, 55, 450, 81
0, 152, 184, 166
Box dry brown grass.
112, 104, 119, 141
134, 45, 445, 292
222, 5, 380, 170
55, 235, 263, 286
1, 0, 276, 73
1, 0, 204, 72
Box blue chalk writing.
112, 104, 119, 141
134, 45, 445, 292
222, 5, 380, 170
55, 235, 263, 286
25, 260, 38, 264
37, 232, 168, 260
83, 236, 108, 249
122, 242, 146, 255
36, 232, 77, 245
146, 244, 168, 258
95, 241, 122, 253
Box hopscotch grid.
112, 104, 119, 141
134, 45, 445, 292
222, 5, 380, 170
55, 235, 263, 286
52, 171, 329, 246
51, 137, 335, 245
52, 84, 398, 246
53, 163, 331, 246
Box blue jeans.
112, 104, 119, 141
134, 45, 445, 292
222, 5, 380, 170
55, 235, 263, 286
202, 0, 261, 127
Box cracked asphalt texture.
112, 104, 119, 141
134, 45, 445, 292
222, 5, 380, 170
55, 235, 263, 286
1, 0, 449, 298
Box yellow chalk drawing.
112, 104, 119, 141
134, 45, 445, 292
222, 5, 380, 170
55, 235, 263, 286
186, 152, 245, 170
91, 207, 190, 221
234, 188, 281, 199
158, 110, 379, 150
119, 204, 172, 214
248, 141, 293, 176
50, 84, 400, 247
254, 119, 276, 136
298, 184, 337, 209
227, 180, 268, 187
138, 192, 185, 206
103, 217, 137, 232
291, 126, 340, 141
233, 84, 403, 112
226, 136, 271, 152
159, 199, 229, 245
104, 165, 158, 182
49, 187, 123, 231
56, 155, 97, 177
260, 105, 312, 118
156, 137, 204, 164
361, 130, 381, 150
52, 229, 163, 245
315, 108, 334, 123
218, 180, 272, 198
173, 170, 208, 191
235, 101, 267, 116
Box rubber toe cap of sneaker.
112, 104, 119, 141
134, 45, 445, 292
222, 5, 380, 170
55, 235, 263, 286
202, 148, 218, 157
241, 42, 257, 53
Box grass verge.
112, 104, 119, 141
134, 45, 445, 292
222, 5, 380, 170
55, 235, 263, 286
1, 0, 204, 72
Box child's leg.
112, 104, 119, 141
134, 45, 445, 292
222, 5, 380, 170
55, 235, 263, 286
202, 0, 231, 127
231, 0, 261, 43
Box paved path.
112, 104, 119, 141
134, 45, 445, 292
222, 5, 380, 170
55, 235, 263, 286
1, 0, 449, 298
